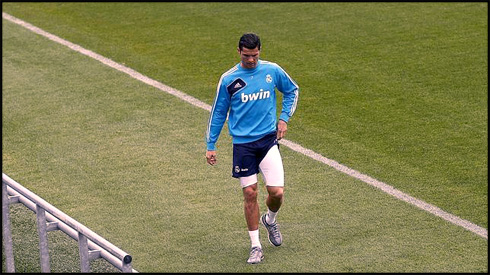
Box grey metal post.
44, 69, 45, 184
78, 232, 91, 272
7, 185, 138, 273
122, 255, 133, 273
3, 173, 138, 272
36, 204, 51, 273
2, 181, 15, 273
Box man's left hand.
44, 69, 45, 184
277, 120, 288, 140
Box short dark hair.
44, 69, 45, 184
238, 33, 261, 51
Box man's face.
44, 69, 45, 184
238, 47, 260, 69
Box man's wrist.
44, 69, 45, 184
279, 113, 290, 123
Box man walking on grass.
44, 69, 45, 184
205, 33, 299, 264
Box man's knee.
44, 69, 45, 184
267, 186, 284, 200
243, 184, 258, 202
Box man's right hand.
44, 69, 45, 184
206, 150, 217, 165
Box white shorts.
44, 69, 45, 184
240, 145, 284, 188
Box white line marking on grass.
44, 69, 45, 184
3, 12, 487, 240
280, 140, 488, 240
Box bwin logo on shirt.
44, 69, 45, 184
241, 89, 270, 103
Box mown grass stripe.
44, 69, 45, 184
3, 11, 487, 240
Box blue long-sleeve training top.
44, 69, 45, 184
206, 60, 299, 151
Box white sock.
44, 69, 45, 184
266, 209, 278, 224
248, 230, 261, 248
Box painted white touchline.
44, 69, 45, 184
3, 12, 487, 240
280, 139, 488, 240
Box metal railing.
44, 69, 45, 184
2, 173, 137, 273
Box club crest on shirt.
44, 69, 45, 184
266, 74, 272, 83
